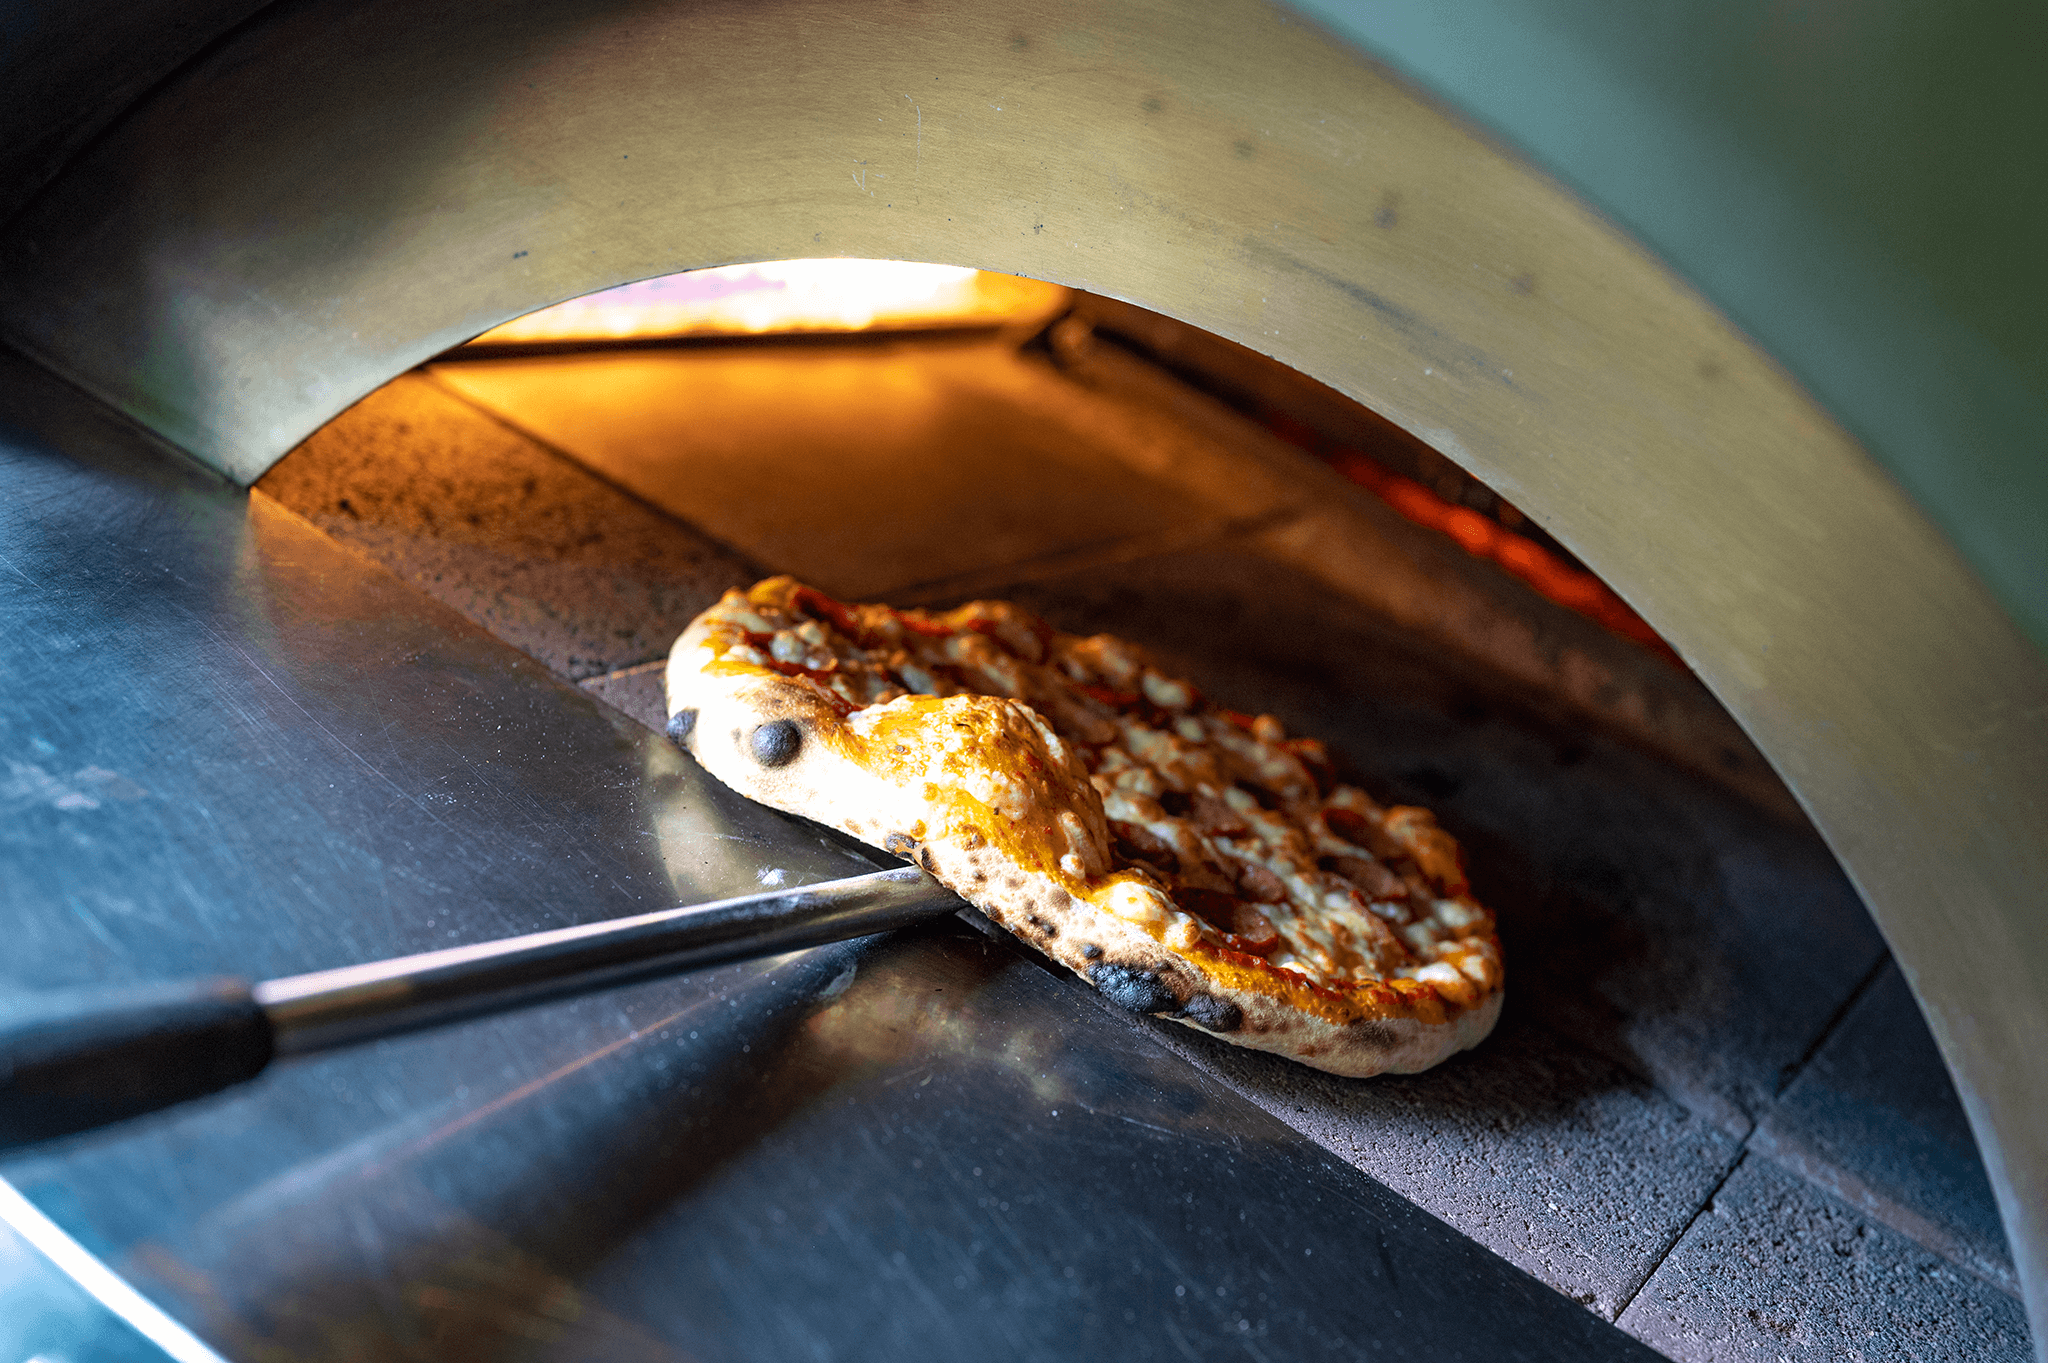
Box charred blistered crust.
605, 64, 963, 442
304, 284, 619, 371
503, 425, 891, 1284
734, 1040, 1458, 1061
1088, 962, 1178, 1014
750, 718, 803, 767
666, 576, 1503, 1078
666, 708, 697, 746
1088, 961, 1247, 1035
1179, 994, 1244, 1033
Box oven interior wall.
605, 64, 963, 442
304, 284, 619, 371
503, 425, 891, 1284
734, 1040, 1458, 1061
250, 315, 2028, 1356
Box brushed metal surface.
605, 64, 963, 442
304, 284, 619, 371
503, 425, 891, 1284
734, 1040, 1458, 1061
0, 347, 1663, 1360
0, 1, 2040, 1340
0, 0, 273, 229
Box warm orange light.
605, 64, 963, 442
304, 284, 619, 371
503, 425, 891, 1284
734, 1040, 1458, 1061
1266, 416, 1684, 667
468, 259, 1070, 346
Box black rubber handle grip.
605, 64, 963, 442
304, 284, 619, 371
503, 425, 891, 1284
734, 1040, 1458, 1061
0, 978, 274, 1151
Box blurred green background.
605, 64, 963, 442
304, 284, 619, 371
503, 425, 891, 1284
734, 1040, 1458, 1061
1301, 0, 2047, 654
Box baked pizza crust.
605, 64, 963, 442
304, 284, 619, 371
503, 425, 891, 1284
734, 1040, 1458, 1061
666, 577, 1502, 1077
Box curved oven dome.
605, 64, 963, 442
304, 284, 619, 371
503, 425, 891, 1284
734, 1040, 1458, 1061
1, 0, 2043, 1353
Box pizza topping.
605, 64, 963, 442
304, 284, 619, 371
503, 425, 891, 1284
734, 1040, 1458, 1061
668, 576, 1503, 1076
684, 579, 1494, 989
1234, 862, 1289, 904
1323, 853, 1409, 903
1111, 820, 1179, 872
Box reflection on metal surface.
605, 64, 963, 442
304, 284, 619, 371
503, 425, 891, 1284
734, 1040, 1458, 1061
466, 260, 1068, 346
0, 1178, 224, 1363
26, 925, 1668, 1362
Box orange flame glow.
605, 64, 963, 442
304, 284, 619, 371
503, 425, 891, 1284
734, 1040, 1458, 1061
1266, 416, 1683, 667
469, 259, 1069, 346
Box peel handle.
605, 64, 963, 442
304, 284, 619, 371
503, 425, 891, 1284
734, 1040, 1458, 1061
0, 977, 272, 1150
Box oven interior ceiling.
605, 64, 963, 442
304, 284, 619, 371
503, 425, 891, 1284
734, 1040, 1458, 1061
195, 273, 2015, 1351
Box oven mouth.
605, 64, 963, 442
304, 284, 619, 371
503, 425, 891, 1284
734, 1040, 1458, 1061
259, 259, 1790, 822
236, 258, 2019, 1319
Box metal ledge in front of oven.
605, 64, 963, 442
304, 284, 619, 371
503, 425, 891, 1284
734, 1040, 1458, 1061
0, 343, 2030, 1362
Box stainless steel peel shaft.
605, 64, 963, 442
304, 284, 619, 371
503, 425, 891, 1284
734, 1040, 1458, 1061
256, 865, 958, 1055
0, 866, 960, 1150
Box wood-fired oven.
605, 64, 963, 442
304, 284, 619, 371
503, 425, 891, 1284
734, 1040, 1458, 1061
2, 3, 2042, 1361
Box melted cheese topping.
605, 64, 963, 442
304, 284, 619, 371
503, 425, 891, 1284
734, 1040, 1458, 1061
694, 578, 1500, 998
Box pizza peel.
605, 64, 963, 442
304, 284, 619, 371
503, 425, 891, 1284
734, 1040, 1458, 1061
0, 865, 959, 1153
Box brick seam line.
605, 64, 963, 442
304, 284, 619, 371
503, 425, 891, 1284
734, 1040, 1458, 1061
1612, 1148, 1752, 1324
1747, 1122, 2022, 1299
1612, 951, 1894, 1320
1772, 950, 1891, 1098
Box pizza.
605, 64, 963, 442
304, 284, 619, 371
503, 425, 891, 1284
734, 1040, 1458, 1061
664, 576, 1501, 1076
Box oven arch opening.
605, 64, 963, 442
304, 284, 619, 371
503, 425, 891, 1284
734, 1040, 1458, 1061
254, 256, 2028, 1328
262, 256, 1791, 823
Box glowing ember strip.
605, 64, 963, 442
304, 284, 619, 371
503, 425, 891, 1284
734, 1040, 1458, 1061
1266, 417, 1684, 667
470, 259, 1069, 345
